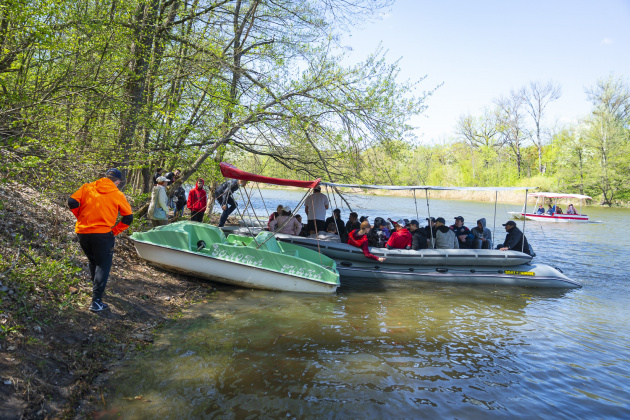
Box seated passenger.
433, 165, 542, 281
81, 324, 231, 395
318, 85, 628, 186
309, 222, 341, 242
325, 208, 347, 242
408, 220, 428, 250
386, 219, 412, 249
546, 204, 554, 215
555, 206, 563, 214
268, 206, 302, 236
345, 212, 360, 233
566, 204, 577, 215
268, 204, 283, 230
535, 205, 545, 215
295, 214, 308, 237
471, 218, 492, 249
433, 217, 459, 249
496, 220, 533, 256
347, 221, 386, 262
368, 218, 389, 248
450, 216, 474, 248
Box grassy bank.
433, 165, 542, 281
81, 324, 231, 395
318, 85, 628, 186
0, 182, 230, 419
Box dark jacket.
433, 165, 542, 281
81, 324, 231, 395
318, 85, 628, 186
410, 227, 428, 250
499, 226, 532, 256
450, 224, 473, 240
326, 216, 347, 242
215, 179, 240, 206
368, 227, 388, 248
346, 220, 360, 233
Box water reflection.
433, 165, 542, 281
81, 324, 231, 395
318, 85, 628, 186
105, 284, 628, 419
103, 192, 630, 418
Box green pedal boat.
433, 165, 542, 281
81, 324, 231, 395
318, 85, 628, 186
131, 221, 340, 293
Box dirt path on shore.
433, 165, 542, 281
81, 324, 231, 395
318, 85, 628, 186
0, 183, 233, 419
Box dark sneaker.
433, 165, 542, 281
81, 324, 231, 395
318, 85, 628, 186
89, 301, 109, 312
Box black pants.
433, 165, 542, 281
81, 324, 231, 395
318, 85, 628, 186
190, 211, 204, 222
218, 196, 237, 227
78, 233, 115, 302
306, 219, 326, 234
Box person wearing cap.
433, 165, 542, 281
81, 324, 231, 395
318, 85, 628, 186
347, 221, 386, 262
269, 206, 302, 235
497, 221, 533, 256
148, 176, 170, 227
386, 219, 412, 249
215, 178, 248, 227
409, 220, 429, 250
304, 184, 329, 235
325, 208, 348, 242
433, 217, 459, 249
450, 216, 474, 249
471, 218, 492, 249
187, 178, 207, 222
345, 212, 360, 234
535, 204, 545, 215
68, 168, 133, 312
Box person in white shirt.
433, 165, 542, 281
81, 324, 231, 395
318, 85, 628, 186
304, 185, 329, 235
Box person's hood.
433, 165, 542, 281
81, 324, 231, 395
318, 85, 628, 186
194, 178, 205, 189
95, 178, 120, 194
437, 225, 450, 233
477, 218, 487, 229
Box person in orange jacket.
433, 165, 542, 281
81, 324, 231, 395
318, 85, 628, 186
68, 168, 133, 312
187, 178, 207, 222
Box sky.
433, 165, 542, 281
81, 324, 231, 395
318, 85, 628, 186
339, 0, 630, 144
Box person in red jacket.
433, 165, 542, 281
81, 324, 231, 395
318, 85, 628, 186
187, 178, 207, 222
386, 219, 412, 249
68, 168, 133, 312
347, 221, 386, 262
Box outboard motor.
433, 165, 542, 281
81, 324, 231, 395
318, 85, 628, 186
196, 240, 206, 251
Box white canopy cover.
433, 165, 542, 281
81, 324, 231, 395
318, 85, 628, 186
528, 192, 592, 200
320, 182, 538, 192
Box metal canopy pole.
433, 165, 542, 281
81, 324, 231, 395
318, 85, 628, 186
521, 188, 529, 253
492, 190, 497, 248
425, 189, 434, 248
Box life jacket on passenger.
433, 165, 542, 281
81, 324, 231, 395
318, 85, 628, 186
347, 229, 368, 248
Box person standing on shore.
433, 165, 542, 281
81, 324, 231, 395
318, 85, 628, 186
68, 168, 133, 312
215, 179, 248, 227
187, 178, 207, 222
148, 176, 170, 226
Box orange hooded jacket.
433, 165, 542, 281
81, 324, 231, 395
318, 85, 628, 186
70, 178, 133, 235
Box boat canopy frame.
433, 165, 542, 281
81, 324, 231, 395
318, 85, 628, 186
321, 182, 538, 255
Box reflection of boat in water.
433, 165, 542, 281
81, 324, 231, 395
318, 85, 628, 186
509, 192, 592, 223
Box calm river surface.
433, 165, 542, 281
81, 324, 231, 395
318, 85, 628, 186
107, 190, 629, 418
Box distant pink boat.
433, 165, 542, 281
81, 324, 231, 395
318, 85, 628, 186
509, 192, 592, 223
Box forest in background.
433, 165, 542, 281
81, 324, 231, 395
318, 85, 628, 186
1, 0, 629, 207
238, 76, 630, 206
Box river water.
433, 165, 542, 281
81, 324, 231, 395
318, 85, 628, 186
106, 190, 630, 418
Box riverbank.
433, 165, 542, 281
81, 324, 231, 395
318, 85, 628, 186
0, 182, 233, 419
253, 184, 614, 207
